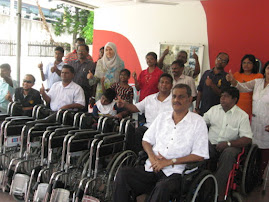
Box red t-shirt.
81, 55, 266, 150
138, 67, 163, 101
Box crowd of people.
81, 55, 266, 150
0, 37, 268, 202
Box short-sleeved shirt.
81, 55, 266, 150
111, 82, 134, 103
135, 92, 173, 128
143, 111, 209, 176
43, 61, 64, 89
173, 74, 197, 97
138, 67, 163, 101
203, 104, 253, 144
64, 50, 93, 63
92, 100, 124, 118
47, 81, 85, 111
68, 59, 96, 97
14, 87, 42, 116
197, 68, 230, 115
0, 78, 17, 113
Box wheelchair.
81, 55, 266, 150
29, 115, 121, 202
223, 144, 260, 202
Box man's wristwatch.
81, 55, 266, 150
227, 141, 231, 147
171, 158, 177, 167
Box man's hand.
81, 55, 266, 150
40, 84, 45, 95
162, 47, 169, 57
265, 125, 269, 132
38, 62, 43, 71
114, 113, 123, 120
193, 108, 200, 114
51, 64, 57, 73
192, 50, 198, 60
216, 142, 229, 152
205, 76, 213, 87
5, 91, 12, 102
87, 70, 94, 79
132, 71, 137, 80
116, 96, 125, 108
151, 152, 171, 172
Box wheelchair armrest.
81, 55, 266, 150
94, 132, 117, 139
184, 161, 206, 171
103, 134, 125, 144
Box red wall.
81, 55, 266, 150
202, 0, 269, 73
92, 30, 141, 83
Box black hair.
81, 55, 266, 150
239, 54, 258, 73
77, 44, 89, 53
100, 46, 104, 51
221, 87, 240, 104
55, 46, 64, 54
159, 73, 173, 84
120, 69, 131, 77
173, 84, 192, 97
178, 50, 188, 58
217, 52, 229, 64
171, 59, 185, 68
261, 61, 269, 77
0, 63, 11, 71
25, 74, 35, 83
62, 65, 75, 74
103, 88, 116, 103
75, 38, 85, 43
146, 52, 157, 61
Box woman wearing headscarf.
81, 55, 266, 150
88, 42, 125, 100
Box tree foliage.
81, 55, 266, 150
51, 4, 94, 47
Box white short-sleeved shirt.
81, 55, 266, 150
44, 61, 64, 89
203, 104, 253, 145
135, 92, 173, 127
143, 111, 209, 176
173, 74, 197, 97
47, 81, 85, 111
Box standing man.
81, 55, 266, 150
38, 46, 65, 91
195, 52, 231, 115
171, 60, 197, 99
40, 65, 85, 111
68, 44, 96, 110
158, 48, 201, 78
113, 84, 209, 201
64, 38, 93, 63
13, 74, 42, 116
203, 87, 252, 201
0, 63, 17, 113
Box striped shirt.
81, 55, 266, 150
64, 50, 93, 63
111, 82, 134, 103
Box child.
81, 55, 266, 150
102, 69, 134, 104
92, 88, 124, 118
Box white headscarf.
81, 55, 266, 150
102, 42, 123, 70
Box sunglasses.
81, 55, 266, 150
23, 80, 33, 84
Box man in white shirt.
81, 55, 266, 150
40, 65, 85, 111
113, 84, 209, 202
117, 73, 173, 153
203, 87, 252, 201
38, 46, 65, 91
171, 60, 197, 99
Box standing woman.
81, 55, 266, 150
227, 62, 269, 177
88, 42, 124, 100
133, 52, 163, 101
233, 54, 263, 118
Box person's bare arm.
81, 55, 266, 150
205, 76, 221, 96
60, 103, 84, 110
132, 72, 140, 91
216, 137, 252, 152
157, 47, 169, 69
40, 84, 51, 105
194, 91, 202, 114
38, 62, 45, 81
117, 97, 139, 113
192, 51, 200, 78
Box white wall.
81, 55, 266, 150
94, 1, 210, 71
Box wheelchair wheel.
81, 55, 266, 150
241, 144, 259, 195
105, 150, 137, 200
186, 170, 218, 202
226, 191, 243, 202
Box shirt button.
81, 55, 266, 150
174, 127, 176, 129
167, 147, 168, 149
171, 138, 173, 140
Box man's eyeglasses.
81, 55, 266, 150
23, 80, 33, 84
217, 57, 228, 64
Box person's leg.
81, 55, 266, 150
147, 172, 182, 202
208, 142, 220, 172
215, 147, 241, 199
113, 166, 157, 202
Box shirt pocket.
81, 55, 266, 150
224, 125, 239, 141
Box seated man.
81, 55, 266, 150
113, 84, 209, 202
40, 65, 85, 111
203, 87, 252, 201
14, 74, 42, 116
117, 73, 173, 152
